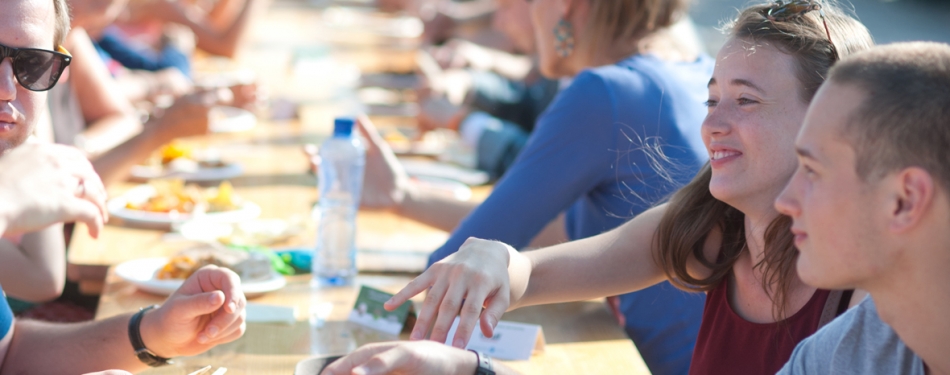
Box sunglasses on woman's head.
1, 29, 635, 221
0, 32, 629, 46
0, 44, 72, 92
763, 0, 839, 61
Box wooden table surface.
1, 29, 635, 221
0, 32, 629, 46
69, 2, 650, 374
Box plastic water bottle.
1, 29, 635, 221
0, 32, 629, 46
313, 117, 365, 286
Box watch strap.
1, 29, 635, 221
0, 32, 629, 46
128, 305, 173, 367
469, 350, 495, 375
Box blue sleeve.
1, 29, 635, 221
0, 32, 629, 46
97, 31, 192, 77
473, 115, 530, 179
0, 285, 13, 339
428, 72, 622, 264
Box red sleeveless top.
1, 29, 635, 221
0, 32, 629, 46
688, 277, 830, 375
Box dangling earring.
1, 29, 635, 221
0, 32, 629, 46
553, 18, 575, 58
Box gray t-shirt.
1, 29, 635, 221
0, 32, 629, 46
777, 296, 925, 374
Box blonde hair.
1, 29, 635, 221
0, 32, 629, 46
53, 0, 71, 47
579, 0, 688, 62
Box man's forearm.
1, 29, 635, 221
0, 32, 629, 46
91, 124, 165, 187
1, 313, 147, 375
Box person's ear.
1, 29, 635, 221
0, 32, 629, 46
889, 167, 935, 234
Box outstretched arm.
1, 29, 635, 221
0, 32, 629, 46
387, 204, 672, 350
0, 266, 246, 374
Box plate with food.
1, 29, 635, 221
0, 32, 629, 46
108, 180, 261, 226
131, 142, 243, 182
209, 106, 256, 133
115, 247, 286, 297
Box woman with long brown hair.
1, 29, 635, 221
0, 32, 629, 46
320, 2, 877, 375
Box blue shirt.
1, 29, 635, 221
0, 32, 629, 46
428, 54, 713, 375
1, 285, 13, 340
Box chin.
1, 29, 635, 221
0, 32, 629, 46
796, 256, 839, 290
707, 179, 741, 206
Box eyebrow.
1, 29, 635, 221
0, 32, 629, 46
707, 78, 767, 94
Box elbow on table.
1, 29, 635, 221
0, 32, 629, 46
16, 278, 65, 303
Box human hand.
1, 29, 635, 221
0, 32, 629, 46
229, 82, 266, 112
321, 341, 477, 375
150, 89, 232, 143
160, 23, 196, 56
417, 97, 466, 133
430, 40, 493, 71
385, 238, 514, 348
150, 68, 194, 100
82, 371, 133, 375
139, 265, 247, 358
305, 116, 414, 210
0, 143, 108, 238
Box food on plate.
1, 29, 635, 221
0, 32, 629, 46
159, 141, 228, 169
155, 246, 273, 282
160, 141, 192, 164
125, 179, 242, 214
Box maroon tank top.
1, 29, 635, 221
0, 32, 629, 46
688, 277, 830, 375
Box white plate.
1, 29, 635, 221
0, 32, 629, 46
129, 163, 244, 182
115, 257, 286, 297
210, 106, 256, 133
108, 185, 261, 226
178, 218, 304, 246
399, 159, 490, 186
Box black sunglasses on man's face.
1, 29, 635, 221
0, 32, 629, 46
0, 43, 72, 92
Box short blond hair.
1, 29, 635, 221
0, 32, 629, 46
830, 42, 950, 192
53, 0, 70, 47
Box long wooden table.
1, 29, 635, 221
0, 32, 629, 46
66, 2, 651, 374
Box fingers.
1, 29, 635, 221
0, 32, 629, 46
429, 280, 467, 345
203, 320, 246, 346
452, 285, 490, 348
65, 199, 105, 239
479, 292, 508, 338
349, 345, 415, 375
410, 279, 448, 341
168, 290, 227, 323
302, 144, 320, 174
321, 342, 399, 375
188, 266, 246, 343
384, 272, 432, 311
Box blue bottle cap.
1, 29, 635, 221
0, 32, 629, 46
333, 118, 355, 137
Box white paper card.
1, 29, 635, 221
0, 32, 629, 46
246, 303, 296, 325
444, 317, 545, 361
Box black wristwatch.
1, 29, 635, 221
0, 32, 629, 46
128, 305, 173, 367
469, 350, 495, 375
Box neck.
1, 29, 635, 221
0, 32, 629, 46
868, 240, 950, 375
741, 207, 780, 263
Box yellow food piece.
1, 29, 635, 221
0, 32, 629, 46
160, 141, 192, 165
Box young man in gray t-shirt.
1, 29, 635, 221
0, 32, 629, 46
773, 42, 950, 374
